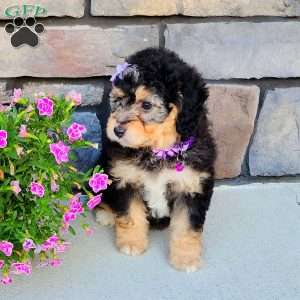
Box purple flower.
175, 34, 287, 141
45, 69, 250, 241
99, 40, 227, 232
55, 242, 71, 254
62, 194, 84, 228
87, 194, 102, 210
153, 150, 167, 159
68, 195, 84, 214
89, 173, 109, 193
19, 124, 28, 138
11, 262, 32, 276
12, 88, 22, 103
23, 239, 36, 252
41, 242, 52, 252
0, 260, 4, 269
153, 136, 195, 161
36, 97, 54, 117
11, 180, 21, 195
0, 241, 13, 257
110, 62, 132, 83
48, 235, 59, 244
63, 211, 77, 223
30, 182, 45, 198
1, 276, 12, 285
85, 227, 94, 237
66, 122, 87, 143
50, 258, 62, 267
66, 90, 82, 106
41, 235, 59, 252
0, 130, 8, 149
50, 141, 70, 164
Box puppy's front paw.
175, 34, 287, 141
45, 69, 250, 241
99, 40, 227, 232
117, 239, 148, 256
169, 234, 202, 272
95, 208, 115, 226
116, 219, 149, 256
170, 248, 202, 272
115, 200, 149, 256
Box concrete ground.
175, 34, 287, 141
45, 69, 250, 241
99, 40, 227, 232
1, 182, 300, 300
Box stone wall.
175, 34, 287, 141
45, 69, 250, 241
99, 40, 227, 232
0, 0, 299, 179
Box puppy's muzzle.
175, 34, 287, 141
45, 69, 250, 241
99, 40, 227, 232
114, 125, 126, 138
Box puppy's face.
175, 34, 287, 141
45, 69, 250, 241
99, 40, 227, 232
107, 85, 179, 149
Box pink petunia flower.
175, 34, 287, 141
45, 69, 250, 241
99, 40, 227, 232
41, 235, 59, 252
36, 97, 54, 117
48, 235, 59, 244
66, 122, 86, 143
66, 90, 82, 106
30, 182, 45, 198
88, 173, 109, 193
0, 260, 4, 269
11, 262, 32, 276
87, 194, 102, 210
63, 211, 77, 224
62, 194, 85, 229
10, 180, 21, 195
0, 130, 8, 149
68, 194, 84, 214
50, 179, 59, 192
1, 276, 12, 285
85, 227, 94, 237
55, 241, 71, 254
12, 88, 22, 103
40, 241, 51, 251
23, 239, 36, 252
0, 241, 13, 257
50, 258, 62, 267
19, 124, 28, 138
49, 141, 70, 164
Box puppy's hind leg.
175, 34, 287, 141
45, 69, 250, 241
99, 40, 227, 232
95, 204, 116, 227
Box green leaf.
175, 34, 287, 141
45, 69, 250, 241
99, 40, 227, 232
68, 226, 76, 236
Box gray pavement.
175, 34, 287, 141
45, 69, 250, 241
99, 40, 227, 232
1, 182, 300, 300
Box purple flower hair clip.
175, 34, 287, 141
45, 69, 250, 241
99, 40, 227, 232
110, 62, 132, 83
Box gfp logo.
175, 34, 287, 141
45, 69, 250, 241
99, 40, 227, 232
4, 4, 47, 18
4, 4, 47, 48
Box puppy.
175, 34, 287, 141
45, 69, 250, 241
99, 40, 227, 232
97, 48, 216, 272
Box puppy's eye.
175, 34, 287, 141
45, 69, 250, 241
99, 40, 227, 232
142, 101, 152, 110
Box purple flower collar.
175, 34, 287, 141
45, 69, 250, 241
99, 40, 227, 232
153, 137, 195, 172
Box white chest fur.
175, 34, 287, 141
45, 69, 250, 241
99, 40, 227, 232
110, 160, 209, 218
143, 172, 170, 218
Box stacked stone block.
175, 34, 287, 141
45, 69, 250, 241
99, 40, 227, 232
0, 0, 299, 178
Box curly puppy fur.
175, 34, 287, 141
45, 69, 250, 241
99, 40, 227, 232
98, 47, 216, 271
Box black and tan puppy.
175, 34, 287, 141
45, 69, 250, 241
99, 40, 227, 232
96, 47, 216, 272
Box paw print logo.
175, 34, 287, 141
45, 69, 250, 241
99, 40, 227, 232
5, 17, 44, 47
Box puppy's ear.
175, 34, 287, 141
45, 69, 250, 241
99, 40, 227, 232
176, 82, 208, 139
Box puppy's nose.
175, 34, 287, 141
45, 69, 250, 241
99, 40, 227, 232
114, 125, 126, 138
